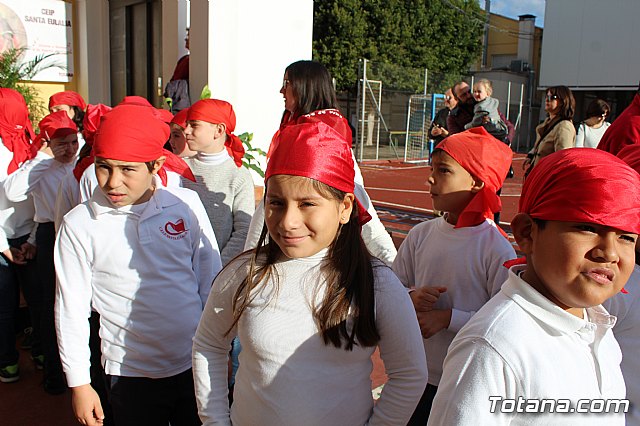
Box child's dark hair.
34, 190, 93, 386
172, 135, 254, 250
71, 106, 85, 132
584, 99, 610, 120
145, 160, 159, 172
228, 177, 380, 351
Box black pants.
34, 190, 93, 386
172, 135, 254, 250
407, 383, 438, 425
106, 369, 201, 426
36, 222, 64, 383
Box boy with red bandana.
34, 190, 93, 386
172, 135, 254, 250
429, 148, 640, 425
55, 105, 222, 425
183, 99, 254, 265
392, 127, 516, 424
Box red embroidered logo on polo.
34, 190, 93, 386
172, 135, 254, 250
160, 218, 189, 240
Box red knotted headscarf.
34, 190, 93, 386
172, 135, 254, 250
521, 148, 640, 234
37, 111, 78, 144
617, 144, 640, 175
72, 104, 113, 181
267, 108, 352, 160
93, 105, 195, 185
597, 94, 640, 155
0, 88, 36, 174
48, 91, 87, 111
187, 99, 245, 167
437, 127, 513, 231
266, 121, 372, 225
171, 108, 189, 129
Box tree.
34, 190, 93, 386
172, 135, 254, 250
0, 48, 62, 126
313, 0, 485, 92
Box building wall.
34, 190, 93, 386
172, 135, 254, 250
540, 0, 640, 90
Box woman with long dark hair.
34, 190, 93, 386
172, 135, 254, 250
246, 60, 397, 266
524, 85, 576, 174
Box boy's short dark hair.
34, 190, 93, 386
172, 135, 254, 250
533, 218, 547, 229
145, 160, 158, 173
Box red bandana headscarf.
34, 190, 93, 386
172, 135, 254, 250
171, 108, 189, 129
266, 121, 372, 225
597, 93, 640, 155
187, 99, 245, 167
267, 108, 352, 159
48, 91, 87, 111
521, 148, 640, 234
0, 88, 36, 174
36, 111, 78, 145
72, 104, 112, 181
93, 105, 195, 185
438, 127, 513, 232
617, 144, 640, 175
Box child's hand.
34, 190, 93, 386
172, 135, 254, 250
39, 141, 54, 158
2, 247, 26, 265
416, 309, 452, 339
71, 384, 105, 425
19, 242, 36, 260
410, 286, 447, 312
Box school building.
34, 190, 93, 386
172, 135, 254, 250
1, 0, 314, 168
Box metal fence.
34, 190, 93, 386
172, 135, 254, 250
351, 59, 531, 162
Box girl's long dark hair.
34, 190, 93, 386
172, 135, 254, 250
228, 178, 380, 351
286, 60, 338, 118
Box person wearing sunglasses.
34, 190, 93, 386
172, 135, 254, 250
523, 86, 576, 176
428, 89, 457, 144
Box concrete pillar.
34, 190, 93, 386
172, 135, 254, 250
189, 0, 313, 182
75, 0, 111, 104
518, 14, 536, 65
161, 0, 190, 100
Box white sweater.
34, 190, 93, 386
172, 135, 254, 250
4, 151, 74, 223
0, 140, 36, 251
392, 216, 515, 385
244, 153, 397, 266
576, 121, 610, 148
603, 265, 640, 426
55, 183, 222, 387
193, 250, 428, 426
428, 266, 626, 426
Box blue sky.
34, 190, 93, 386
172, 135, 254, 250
480, 0, 546, 27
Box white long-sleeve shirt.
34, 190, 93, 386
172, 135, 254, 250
193, 251, 427, 426
4, 151, 74, 223
428, 266, 626, 426
244, 152, 397, 266
392, 216, 516, 385
603, 265, 640, 426
55, 182, 222, 387
0, 140, 37, 251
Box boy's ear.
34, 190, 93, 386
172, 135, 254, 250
216, 123, 227, 139
339, 193, 355, 224
151, 156, 166, 175
471, 179, 485, 193
512, 213, 535, 254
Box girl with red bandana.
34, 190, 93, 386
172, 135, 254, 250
193, 120, 427, 426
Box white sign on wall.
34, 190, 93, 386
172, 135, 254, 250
0, 0, 73, 82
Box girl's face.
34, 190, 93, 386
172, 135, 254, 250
50, 104, 75, 120
265, 175, 354, 259
472, 83, 489, 102
280, 72, 298, 114
169, 123, 195, 157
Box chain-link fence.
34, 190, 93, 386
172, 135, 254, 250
342, 59, 533, 162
